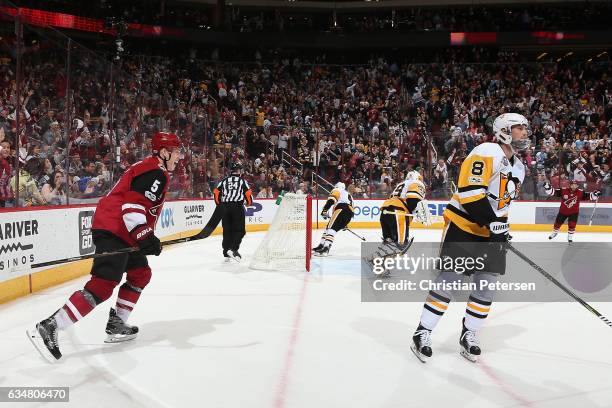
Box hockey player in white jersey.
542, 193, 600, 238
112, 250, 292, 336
313, 182, 355, 257
411, 113, 529, 363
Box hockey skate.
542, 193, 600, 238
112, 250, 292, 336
229, 250, 242, 262
548, 232, 558, 240
311, 243, 324, 253
393, 237, 415, 256
411, 325, 433, 363
27, 316, 62, 362
364, 237, 414, 276
568, 234, 574, 244
223, 250, 232, 262
105, 308, 139, 343
459, 320, 481, 363
313, 246, 330, 257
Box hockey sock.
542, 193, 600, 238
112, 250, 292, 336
419, 291, 451, 330
464, 295, 492, 332
568, 220, 577, 236
322, 230, 336, 248
54, 289, 98, 330
116, 282, 143, 323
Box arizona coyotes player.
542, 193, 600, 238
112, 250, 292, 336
411, 113, 529, 363
545, 179, 600, 243
312, 182, 355, 257
27, 132, 181, 361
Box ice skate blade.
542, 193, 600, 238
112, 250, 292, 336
460, 349, 478, 363
410, 343, 429, 364
105, 333, 137, 343
313, 252, 329, 258
26, 328, 59, 363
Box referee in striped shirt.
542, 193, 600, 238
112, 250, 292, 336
214, 163, 253, 261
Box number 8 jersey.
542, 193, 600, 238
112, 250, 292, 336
445, 142, 525, 237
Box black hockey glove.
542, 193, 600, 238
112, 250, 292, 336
321, 210, 330, 220
488, 219, 510, 258
130, 224, 162, 256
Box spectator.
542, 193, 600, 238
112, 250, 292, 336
11, 158, 46, 207
41, 170, 67, 205
0, 142, 13, 207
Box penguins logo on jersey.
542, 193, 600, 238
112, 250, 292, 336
496, 172, 521, 210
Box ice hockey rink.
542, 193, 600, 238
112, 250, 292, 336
2, 229, 612, 408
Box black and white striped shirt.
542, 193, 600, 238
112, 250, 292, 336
214, 175, 253, 205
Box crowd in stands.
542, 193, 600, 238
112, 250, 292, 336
0, 28, 610, 207
10, 0, 612, 33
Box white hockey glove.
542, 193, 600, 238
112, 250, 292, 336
543, 181, 554, 196
414, 200, 433, 226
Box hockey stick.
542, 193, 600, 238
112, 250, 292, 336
589, 197, 599, 226
382, 209, 418, 217
343, 227, 366, 241
507, 243, 612, 329
30, 234, 205, 269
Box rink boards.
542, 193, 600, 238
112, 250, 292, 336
0, 198, 611, 302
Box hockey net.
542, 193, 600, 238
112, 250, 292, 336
249, 193, 312, 272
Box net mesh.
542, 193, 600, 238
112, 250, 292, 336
249, 193, 308, 271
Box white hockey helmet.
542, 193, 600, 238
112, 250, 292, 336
492, 113, 531, 151
405, 170, 423, 183
334, 182, 346, 191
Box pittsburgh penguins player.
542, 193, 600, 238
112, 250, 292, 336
380, 170, 431, 251
312, 182, 355, 257
411, 113, 529, 363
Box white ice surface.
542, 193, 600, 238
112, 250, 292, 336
2, 230, 612, 408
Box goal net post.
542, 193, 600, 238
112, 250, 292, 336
249, 193, 312, 272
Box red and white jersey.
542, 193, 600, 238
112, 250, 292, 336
551, 188, 590, 216
92, 157, 169, 245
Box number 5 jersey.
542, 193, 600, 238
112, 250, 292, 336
93, 157, 170, 246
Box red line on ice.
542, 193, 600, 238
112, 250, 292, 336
274, 272, 310, 408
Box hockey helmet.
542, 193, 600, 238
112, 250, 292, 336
405, 170, 423, 183
152, 132, 181, 153
335, 182, 346, 191
492, 113, 531, 151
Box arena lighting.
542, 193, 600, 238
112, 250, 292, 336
450, 32, 497, 45
0, 6, 185, 38
531, 31, 586, 41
